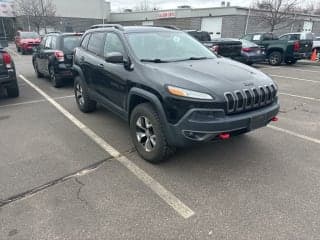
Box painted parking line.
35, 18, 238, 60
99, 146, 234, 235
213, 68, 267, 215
279, 92, 320, 102
270, 74, 320, 84
268, 125, 320, 145
0, 95, 74, 109
19, 74, 195, 219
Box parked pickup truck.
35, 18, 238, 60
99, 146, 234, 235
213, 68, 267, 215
186, 30, 243, 60
0, 41, 19, 98
312, 36, 320, 52
242, 32, 312, 65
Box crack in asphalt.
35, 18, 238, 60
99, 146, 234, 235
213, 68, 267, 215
74, 178, 90, 207
0, 157, 113, 208
0, 148, 137, 208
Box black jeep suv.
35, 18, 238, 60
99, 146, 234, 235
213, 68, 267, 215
73, 25, 280, 163
33, 32, 83, 87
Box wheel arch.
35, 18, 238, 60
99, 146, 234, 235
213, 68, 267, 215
127, 88, 175, 145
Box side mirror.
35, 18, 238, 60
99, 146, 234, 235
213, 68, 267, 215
105, 52, 124, 64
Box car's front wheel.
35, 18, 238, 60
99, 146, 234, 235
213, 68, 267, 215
74, 76, 97, 113
130, 103, 175, 163
33, 60, 44, 78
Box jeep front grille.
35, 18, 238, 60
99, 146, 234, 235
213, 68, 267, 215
224, 84, 277, 114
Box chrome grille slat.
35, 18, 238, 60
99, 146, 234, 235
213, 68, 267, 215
224, 84, 277, 114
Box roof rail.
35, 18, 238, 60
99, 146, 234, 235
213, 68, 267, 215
89, 24, 124, 31
155, 25, 180, 30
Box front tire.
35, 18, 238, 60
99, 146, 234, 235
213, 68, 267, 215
130, 103, 175, 163
74, 76, 97, 113
33, 60, 44, 78
268, 51, 283, 66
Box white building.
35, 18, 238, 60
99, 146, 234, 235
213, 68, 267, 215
52, 0, 111, 21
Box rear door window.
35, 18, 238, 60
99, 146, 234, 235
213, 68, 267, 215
87, 32, 105, 56
62, 35, 82, 53
51, 36, 57, 49
45, 36, 52, 49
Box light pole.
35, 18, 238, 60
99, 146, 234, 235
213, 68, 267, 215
39, 0, 47, 33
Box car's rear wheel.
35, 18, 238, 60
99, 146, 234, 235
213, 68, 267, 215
285, 59, 297, 65
130, 103, 175, 163
74, 76, 97, 113
268, 51, 283, 66
49, 66, 63, 88
7, 80, 19, 98
33, 60, 44, 78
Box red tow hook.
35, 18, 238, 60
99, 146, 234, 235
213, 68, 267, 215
271, 116, 279, 122
219, 133, 230, 140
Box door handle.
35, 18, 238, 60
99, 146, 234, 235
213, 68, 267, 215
97, 64, 104, 68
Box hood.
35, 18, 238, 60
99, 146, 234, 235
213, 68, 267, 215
142, 58, 274, 100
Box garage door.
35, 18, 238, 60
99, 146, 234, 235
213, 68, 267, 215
201, 17, 222, 39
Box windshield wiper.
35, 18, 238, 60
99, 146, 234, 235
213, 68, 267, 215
174, 57, 213, 62
140, 59, 168, 63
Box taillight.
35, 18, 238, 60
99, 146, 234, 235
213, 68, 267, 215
54, 51, 64, 62
211, 45, 219, 53
293, 41, 300, 51
242, 47, 252, 52
2, 52, 12, 68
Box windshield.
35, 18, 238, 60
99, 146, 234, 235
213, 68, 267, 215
127, 31, 216, 62
62, 35, 82, 53
20, 32, 39, 39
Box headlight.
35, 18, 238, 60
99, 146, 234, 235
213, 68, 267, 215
167, 86, 213, 100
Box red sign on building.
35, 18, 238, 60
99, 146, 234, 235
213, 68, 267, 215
158, 11, 176, 19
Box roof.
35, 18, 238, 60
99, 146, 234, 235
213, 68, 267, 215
86, 26, 179, 34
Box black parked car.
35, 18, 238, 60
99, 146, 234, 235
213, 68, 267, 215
185, 30, 243, 60
32, 32, 83, 87
73, 26, 280, 163
0, 41, 19, 98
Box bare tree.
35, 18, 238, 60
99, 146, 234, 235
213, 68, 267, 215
253, 0, 298, 32
15, 0, 57, 33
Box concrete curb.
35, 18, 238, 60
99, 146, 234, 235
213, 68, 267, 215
298, 60, 320, 66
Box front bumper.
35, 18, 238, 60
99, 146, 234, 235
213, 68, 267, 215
166, 101, 280, 147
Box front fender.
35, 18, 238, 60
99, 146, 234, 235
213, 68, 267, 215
128, 87, 176, 146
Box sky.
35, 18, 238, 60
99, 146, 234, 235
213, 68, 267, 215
109, 0, 251, 11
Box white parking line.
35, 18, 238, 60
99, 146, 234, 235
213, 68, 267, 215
19, 74, 195, 219
279, 92, 320, 102
0, 95, 74, 109
270, 74, 320, 83
268, 125, 320, 145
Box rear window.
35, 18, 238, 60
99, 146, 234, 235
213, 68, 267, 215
241, 39, 258, 48
20, 32, 39, 39
301, 33, 313, 40
62, 35, 82, 53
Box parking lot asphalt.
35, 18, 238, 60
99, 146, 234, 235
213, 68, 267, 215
0, 46, 320, 239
